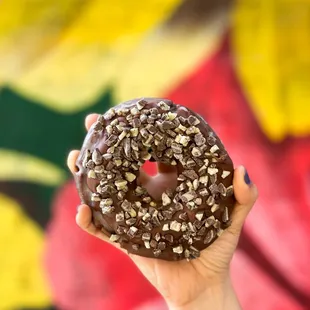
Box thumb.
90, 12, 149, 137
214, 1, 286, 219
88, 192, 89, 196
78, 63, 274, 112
227, 165, 258, 236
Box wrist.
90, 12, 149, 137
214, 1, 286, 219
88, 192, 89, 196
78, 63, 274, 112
166, 275, 241, 310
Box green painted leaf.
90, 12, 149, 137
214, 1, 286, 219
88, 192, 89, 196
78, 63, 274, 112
0, 87, 113, 172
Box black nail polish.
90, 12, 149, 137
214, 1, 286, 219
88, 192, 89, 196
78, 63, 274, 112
244, 170, 251, 185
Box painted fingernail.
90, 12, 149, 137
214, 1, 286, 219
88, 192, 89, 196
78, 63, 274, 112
244, 169, 252, 185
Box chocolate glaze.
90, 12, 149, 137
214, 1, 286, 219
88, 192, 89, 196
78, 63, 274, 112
75, 98, 235, 261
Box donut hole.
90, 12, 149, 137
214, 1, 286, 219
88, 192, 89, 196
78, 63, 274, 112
140, 160, 178, 200
141, 160, 157, 176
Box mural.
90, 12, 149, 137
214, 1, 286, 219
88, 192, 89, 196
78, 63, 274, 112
0, 0, 309, 309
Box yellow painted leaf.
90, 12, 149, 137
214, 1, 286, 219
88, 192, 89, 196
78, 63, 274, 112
0, 149, 66, 186
9, 0, 182, 112
0, 0, 83, 84
232, 0, 310, 141
114, 13, 229, 102
0, 193, 51, 309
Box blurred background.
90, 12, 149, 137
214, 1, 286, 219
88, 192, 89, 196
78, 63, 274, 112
0, 0, 310, 309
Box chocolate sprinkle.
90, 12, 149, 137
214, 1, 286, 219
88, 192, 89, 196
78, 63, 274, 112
165, 234, 174, 243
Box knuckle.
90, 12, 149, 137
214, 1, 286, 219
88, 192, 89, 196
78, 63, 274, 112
226, 225, 242, 238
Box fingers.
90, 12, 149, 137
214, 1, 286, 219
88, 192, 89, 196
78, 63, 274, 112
76, 204, 99, 236
67, 114, 99, 173
73, 113, 133, 254
67, 150, 80, 173
228, 166, 258, 235
138, 168, 151, 185
85, 113, 99, 131
76, 204, 128, 253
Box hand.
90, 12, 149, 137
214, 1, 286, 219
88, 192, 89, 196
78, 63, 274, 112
68, 114, 258, 310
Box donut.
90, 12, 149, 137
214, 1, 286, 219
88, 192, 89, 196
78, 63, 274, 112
75, 98, 235, 261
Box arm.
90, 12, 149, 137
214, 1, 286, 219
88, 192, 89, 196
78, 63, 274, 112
167, 276, 241, 310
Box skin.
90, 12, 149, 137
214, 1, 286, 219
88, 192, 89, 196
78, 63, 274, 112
67, 114, 258, 310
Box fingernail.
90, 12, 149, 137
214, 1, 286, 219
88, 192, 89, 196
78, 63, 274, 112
76, 205, 82, 213
244, 169, 252, 185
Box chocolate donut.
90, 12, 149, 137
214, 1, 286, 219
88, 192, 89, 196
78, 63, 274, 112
75, 98, 235, 261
